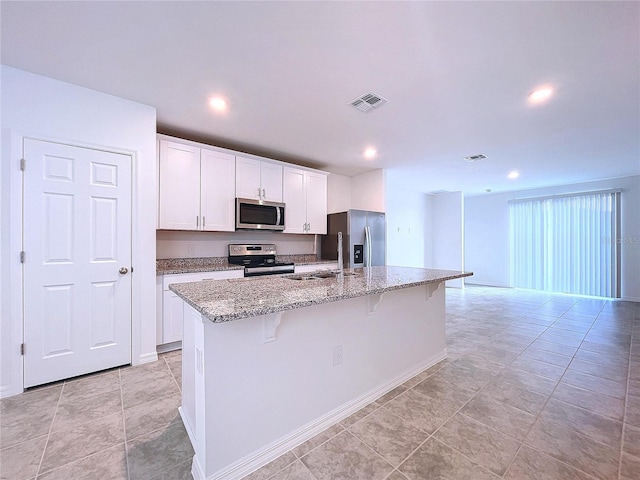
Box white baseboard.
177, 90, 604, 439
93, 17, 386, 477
620, 296, 640, 303
463, 281, 512, 288
189, 350, 447, 480
136, 351, 158, 365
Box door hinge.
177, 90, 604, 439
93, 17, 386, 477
21, 343, 25, 355
20, 251, 25, 263
20, 158, 25, 171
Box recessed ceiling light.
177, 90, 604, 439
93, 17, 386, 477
364, 148, 377, 159
208, 95, 229, 113
528, 86, 553, 104
508, 171, 520, 179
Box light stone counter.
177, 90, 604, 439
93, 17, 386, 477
170, 266, 471, 323
156, 256, 335, 275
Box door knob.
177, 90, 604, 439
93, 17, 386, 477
119, 267, 129, 275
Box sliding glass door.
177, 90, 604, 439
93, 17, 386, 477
509, 190, 621, 298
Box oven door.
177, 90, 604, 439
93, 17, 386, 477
236, 198, 285, 231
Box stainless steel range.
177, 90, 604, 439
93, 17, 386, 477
228, 244, 295, 277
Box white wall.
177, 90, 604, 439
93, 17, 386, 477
1, 66, 158, 397
385, 170, 430, 268
327, 173, 352, 214
465, 175, 640, 301
431, 192, 464, 287
352, 169, 385, 213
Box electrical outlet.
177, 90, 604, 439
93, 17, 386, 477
187, 243, 196, 255
333, 345, 343, 366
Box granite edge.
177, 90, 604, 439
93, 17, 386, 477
170, 270, 473, 323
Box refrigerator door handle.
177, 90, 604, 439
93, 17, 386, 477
365, 225, 372, 268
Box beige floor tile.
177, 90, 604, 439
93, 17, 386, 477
460, 392, 536, 440
0, 435, 47, 480
505, 445, 597, 480
300, 431, 393, 480
509, 356, 566, 380
339, 402, 379, 428
124, 393, 181, 441
39, 411, 125, 474
552, 383, 625, 421
539, 398, 623, 449
399, 437, 498, 480
623, 424, 640, 458
519, 347, 572, 368
524, 419, 619, 480
620, 452, 640, 480
0, 386, 61, 449
376, 385, 408, 405
568, 358, 628, 383
434, 413, 520, 476
497, 366, 558, 395
349, 408, 428, 466
52, 388, 122, 432
268, 460, 315, 480
37, 444, 127, 480
243, 451, 297, 480
292, 423, 344, 458
384, 388, 458, 434
480, 378, 549, 415
60, 369, 120, 402
126, 416, 194, 480
560, 369, 627, 399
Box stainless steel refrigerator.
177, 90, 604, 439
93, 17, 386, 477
321, 210, 386, 268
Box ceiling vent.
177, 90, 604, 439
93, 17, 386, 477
349, 92, 388, 112
464, 154, 487, 162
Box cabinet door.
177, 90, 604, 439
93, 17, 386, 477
163, 290, 185, 344
260, 162, 283, 202
158, 140, 201, 230
201, 149, 235, 232
305, 172, 328, 234
235, 156, 261, 200
283, 167, 306, 234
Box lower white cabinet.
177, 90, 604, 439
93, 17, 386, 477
158, 270, 244, 346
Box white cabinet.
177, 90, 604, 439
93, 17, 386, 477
158, 140, 235, 231
159, 270, 244, 346
283, 167, 328, 234
236, 156, 283, 202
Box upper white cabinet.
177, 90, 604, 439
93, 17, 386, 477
283, 167, 328, 234
158, 139, 235, 231
236, 156, 283, 202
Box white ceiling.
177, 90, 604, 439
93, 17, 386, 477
2, 1, 639, 195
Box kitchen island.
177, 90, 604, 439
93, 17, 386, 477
170, 266, 472, 480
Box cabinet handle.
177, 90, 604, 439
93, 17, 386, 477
203, 216, 206, 228
257, 188, 262, 199
196, 216, 199, 227
262, 188, 266, 199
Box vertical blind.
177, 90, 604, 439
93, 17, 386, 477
509, 190, 621, 298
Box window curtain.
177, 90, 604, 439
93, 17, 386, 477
509, 190, 620, 298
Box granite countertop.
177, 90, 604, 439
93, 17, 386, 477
169, 266, 473, 323
156, 255, 337, 275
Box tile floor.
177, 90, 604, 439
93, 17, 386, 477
1, 286, 639, 480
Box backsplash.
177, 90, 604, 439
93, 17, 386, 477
156, 230, 319, 259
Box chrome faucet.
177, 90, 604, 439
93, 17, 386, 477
337, 231, 344, 274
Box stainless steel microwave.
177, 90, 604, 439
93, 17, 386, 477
236, 198, 285, 231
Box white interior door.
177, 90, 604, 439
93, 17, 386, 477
23, 139, 132, 388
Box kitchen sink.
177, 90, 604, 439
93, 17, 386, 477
286, 270, 359, 281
